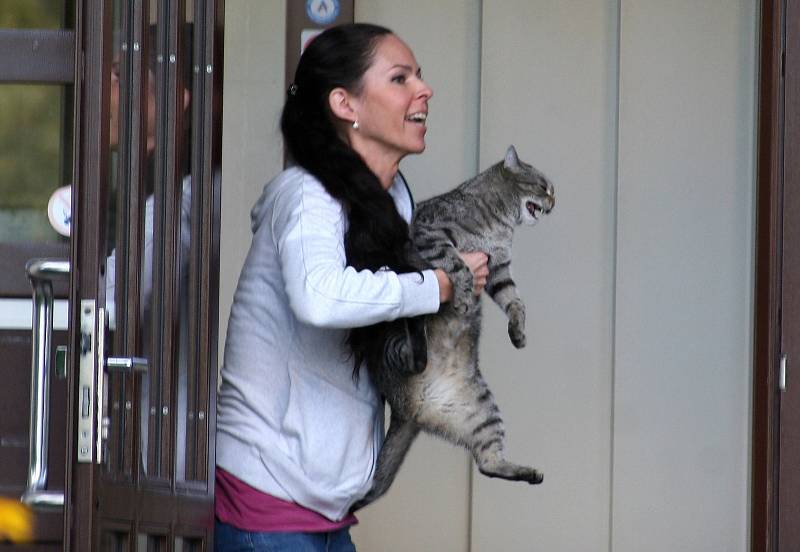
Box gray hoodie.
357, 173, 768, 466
216, 167, 440, 521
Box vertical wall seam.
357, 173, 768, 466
475, 0, 483, 176
467, 1, 483, 551
608, 0, 623, 551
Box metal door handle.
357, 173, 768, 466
106, 356, 148, 373
21, 258, 69, 510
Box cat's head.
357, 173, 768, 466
500, 145, 555, 226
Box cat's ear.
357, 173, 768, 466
503, 145, 520, 170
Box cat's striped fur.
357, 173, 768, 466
352, 146, 555, 511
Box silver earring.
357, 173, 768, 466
352, 121, 359, 130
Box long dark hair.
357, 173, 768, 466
281, 24, 424, 376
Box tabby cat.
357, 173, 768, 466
351, 145, 555, 511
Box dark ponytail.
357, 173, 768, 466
280, 24, 424, 377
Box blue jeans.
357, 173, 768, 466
214, 519, 357, 552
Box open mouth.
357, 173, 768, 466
405, 112, 427, 125
526, 201, 542, 218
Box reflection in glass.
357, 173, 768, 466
143, 12, 167, 479
104, 0, 127, 477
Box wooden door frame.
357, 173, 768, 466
752, 0, 785, 550
64, 0, 112, 547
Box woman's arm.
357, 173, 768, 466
270, 175, 441, 329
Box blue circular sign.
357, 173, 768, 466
306, 0, 340, 26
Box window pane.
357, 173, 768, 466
0, 0, 65, 29
0, 85, 71, 244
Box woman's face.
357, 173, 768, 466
348, 34, 433, 164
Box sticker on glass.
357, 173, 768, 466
47, 185, 72, 237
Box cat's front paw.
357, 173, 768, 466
451, 272, 475, 314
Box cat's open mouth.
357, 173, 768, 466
526, 201, 543, 219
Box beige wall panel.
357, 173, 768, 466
612, 1, 756, 550
357, 1, 483, 197
474, 1, 618, 550
220, 0, 286, 365
351, 2, 481, 551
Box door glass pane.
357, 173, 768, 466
101, 0, 203, 483
0, 85, 71, 244
144, 3, 197, 481
175, 537, 203, 552
144, 4, 168, 479
103, 0, 154, 479
103, 0, 123, 477
137, 534, 167, 552
102, 530, 130, 551
177, 0, 198, 483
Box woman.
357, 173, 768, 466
215, 23, 488, 551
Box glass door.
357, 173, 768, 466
64, 0, 224, 549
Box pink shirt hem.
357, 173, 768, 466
214, 468, 358, 533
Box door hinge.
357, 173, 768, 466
780, 353, 787, 392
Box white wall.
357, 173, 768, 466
474, 1, 618, 550
219, 0, 286, 362
611, 2, 756, 550
348, 3, 482, 550
220, 2, 757, 550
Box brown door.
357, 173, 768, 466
63, 0, 224, 549
754, 0, 800, 549
0, 2, 76, 548
779, 0, 800, 547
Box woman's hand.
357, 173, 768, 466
461, 251, 489, 295
435, 251, 490, 303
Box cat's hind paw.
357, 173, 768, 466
508, 323, 526, 348
526, 470, 544, 485
507, 303, 526, 348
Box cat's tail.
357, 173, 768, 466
350, 414, 420, 512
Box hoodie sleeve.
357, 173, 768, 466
270, 173, 440, 329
